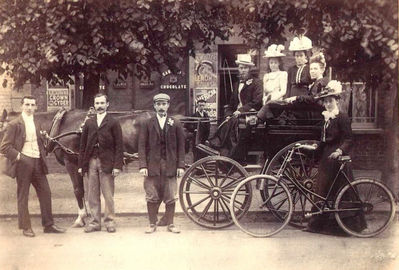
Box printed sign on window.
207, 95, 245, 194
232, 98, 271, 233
47, 86, 71, 111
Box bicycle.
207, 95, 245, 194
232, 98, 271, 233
230, 143, 396, 238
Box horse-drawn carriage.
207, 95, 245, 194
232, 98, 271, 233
178, 111, 396, 237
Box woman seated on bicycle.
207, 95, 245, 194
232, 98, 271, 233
304, 80, 366, 234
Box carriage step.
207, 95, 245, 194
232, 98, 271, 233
196, 144, 220, 156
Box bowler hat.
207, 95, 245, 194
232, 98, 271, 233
153, 93, 170, 102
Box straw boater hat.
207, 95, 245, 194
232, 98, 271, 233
235, 54, 255, 66
263, 44, 285, 58
153, 93, 170, 102
288, 35, 312, 51
317, 80, 343, 99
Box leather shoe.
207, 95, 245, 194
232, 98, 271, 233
43, 225, 66, 234
167, 224, 180, 234
84, 225, 101, 233
106, 226, 116, 233
23, 228, 35, 237
157, 217, 168, 227
145, 224, 156, 234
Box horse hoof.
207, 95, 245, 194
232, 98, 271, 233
71, 219, 85, 228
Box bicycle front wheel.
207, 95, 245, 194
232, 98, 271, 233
230, 175, 293, 237
335, 178, 396, 238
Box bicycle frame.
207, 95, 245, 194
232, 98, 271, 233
275, 145, 363, 216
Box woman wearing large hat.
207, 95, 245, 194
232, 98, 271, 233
304, 80, 366, 235
262, 44, 288, 103
286, 35, 313, 98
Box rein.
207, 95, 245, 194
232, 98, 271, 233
41, 130, 81, 156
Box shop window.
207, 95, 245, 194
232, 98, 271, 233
342, 82, 377, 129
351, 82, 377, 128
218, 45, 260, 70
218, 45, 260, 119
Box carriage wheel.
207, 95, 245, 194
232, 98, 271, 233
179, 156, 252, 229
263, 140, 319, 228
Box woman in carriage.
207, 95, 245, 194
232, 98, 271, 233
256, 50, 330, 125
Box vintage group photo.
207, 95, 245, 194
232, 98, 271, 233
0, 0, 398, 270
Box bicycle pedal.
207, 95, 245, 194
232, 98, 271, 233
304, 213, 313, 218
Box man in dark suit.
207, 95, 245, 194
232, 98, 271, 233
209, 54, 263, 163
138, 93, 185, 234
225, 54, 263, 117
78, 93, 123, 233
187, 99, 210, 161
0, 96, 65, 237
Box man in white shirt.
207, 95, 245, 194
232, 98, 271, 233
0, 96, 65, 237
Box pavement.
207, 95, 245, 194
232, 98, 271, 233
1, 164, 399, 270
0, 215, 398, 270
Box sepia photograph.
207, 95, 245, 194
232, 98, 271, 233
0, 0, 398, 269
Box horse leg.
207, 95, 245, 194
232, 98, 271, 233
64, 158, 88, 227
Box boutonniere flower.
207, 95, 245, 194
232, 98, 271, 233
167, 118, 174, 126
246, 79, 253, 85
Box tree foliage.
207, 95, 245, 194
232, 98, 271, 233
232, 0, 398, 87
0, 0, 232, 87
0, 0, 397, 89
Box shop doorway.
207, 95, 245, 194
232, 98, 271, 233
218, 45, 259, 119
81, 74, 100, 109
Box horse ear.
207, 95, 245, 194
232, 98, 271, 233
1, 109, 7, 122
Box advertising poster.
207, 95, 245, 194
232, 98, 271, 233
193, 52, 218, 120
47, 85, 71, 111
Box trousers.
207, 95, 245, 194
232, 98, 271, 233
143, 159, 177, 204
87, 157, 115, 228
16, 155, 53, 230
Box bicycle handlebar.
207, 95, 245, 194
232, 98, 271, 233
294, 143, 317, 151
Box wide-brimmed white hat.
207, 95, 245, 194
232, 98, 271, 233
235, 54, 255, 66
317, 80, 343, 99
263, 44, 285, 58
289, 36, 312, 51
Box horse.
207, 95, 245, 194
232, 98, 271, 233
0, 109, 153, 227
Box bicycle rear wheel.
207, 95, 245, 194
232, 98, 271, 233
230, 175, 292, 237
335, 178, 396, 238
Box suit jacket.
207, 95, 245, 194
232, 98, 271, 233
78, 114, 124, 174
138, 115, 185, 177
0, 115, 48, 178
225, 76, 263, 116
